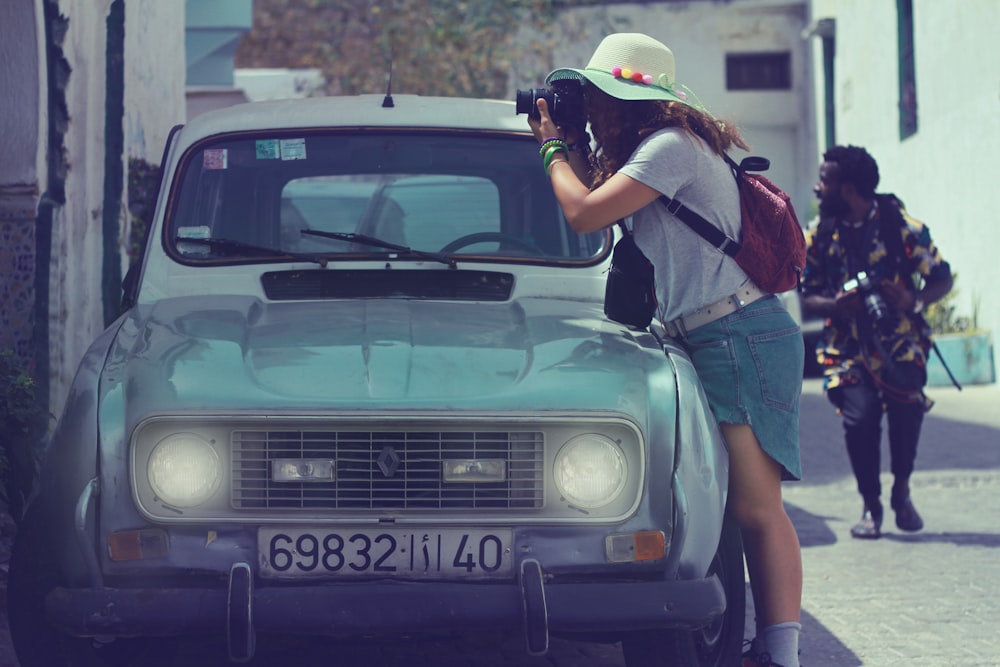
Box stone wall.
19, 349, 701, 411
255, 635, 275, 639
0, 0, 187, 419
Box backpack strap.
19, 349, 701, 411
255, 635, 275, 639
657, 194, 741, 257
875, 194, 914, 289
656, 153, 760, 257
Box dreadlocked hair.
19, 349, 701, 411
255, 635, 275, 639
585, 86, 749, 188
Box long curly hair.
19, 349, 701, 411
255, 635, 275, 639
584, 85, 749, 187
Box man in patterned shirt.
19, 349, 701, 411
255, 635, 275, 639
800, 145, 953, 539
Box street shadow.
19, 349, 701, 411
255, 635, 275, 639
797, 392, 855, 486
745, 583, 862, 667
785, 501, 838, 549
914, 413, 1000, 473
797, 389, 1000, 486
880, 531, 1000, 548
800, 609, 862, 667
784, 500, 1000, 550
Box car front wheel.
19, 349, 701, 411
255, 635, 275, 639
620, 514, 745, 667
7, 506, 178, 667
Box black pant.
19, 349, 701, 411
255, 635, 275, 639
839, 367, 925, 508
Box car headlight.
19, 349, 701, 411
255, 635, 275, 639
553, 434, 627, 508
148, 433, 222, 508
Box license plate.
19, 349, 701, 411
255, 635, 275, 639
258, 527, 513, 579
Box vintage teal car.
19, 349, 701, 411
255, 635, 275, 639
9, 94, 743, 666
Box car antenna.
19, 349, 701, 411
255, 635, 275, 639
382, 48, 394, 108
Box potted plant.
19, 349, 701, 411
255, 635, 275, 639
924, 274, 995, 387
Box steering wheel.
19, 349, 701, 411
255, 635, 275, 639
439, 232, 542, 255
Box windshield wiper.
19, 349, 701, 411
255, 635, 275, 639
301, 230, 456, 269
175, 236, 328, 268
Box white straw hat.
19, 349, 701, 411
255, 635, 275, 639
546, 33, 700, 107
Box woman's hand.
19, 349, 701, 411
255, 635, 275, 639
528, 98, 562, 143
528, 98, 588, 148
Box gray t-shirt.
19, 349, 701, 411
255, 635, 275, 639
618, 128, 749, 323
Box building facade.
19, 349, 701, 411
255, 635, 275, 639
4, 0, 992, 430
806, 0, 998, 380
0, 0, 186, 418
513, 0, 819, 223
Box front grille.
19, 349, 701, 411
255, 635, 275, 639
232, 429, 544, 511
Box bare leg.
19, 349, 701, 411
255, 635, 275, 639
721, 422, 802, 627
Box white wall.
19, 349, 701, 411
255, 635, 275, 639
124, 2, 187, 162
47, 0, 116, 408
47, 0, 187, 415
512, 0, 818, 230
814, 0, 999, 378
0, 1, 46, 195
122, 0, 187, 277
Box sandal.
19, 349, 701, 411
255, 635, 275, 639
849, 505, 882, 539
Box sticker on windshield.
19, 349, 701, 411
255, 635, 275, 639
256, 139, 280, 160
203, 149, 228, 170
280, 138, 307, 161
177, 226, 211, 239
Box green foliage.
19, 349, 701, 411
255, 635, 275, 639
0, 350, 50, 522
127, 157, 161, 265
924, 272, 981, 334
1, 351, 39, 427
236, 0, 559, 99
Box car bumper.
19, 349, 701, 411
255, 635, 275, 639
47, 559, 726, 660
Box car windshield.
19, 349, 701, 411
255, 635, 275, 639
166, 131, 608, 265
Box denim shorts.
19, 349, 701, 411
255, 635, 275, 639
673, 295, 804, 480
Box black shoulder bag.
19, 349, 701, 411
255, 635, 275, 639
604, 221, 657, 329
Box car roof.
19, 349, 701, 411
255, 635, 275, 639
180, 94, 530, 139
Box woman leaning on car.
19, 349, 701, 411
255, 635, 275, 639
526, 33, 805, 667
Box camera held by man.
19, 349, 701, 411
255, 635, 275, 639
840, 270, 895, 335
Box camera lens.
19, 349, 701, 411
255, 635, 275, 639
513, 83, 585, 128
514, 89, 538, 117
515, 88, 553, 120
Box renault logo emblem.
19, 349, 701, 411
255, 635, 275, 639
377, 446, 401, 478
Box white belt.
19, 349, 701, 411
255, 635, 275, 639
662, 282, 768, 338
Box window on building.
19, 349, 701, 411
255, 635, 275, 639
897, 0, 918, 139
820, 33, 836, 149
725, 52, 792, 91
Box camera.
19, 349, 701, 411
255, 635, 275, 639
514, 80, 586, 129
842, 271, 893, 333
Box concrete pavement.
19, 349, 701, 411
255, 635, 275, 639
767, 378, 1000, 667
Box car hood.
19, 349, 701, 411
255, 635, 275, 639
106, 295, 673, 416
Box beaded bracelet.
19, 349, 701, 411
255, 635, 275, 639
540, 138, 568, 176
538, 138, 568, 159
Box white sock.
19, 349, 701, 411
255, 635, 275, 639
761, 621, 801, 667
